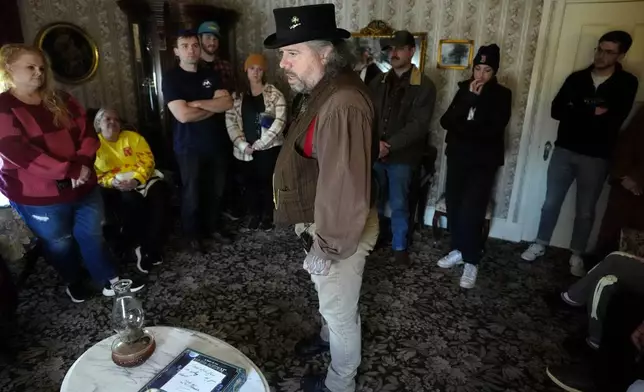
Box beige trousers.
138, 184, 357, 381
295, 208, 379, 392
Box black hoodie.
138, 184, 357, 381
441, 77, 512, 167
552, 63, 638, 159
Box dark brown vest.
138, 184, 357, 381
272, 70, 366, 225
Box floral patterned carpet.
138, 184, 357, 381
0, 223, 583, 392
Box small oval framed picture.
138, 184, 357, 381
35, 22, 99, 84
438, 39, 474, 70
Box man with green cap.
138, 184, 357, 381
197, 21, 235, 92
198, 21, 242, 221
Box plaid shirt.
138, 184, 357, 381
0, 91, 98, 205
225, 84, 287, 161
202, 57, 236, 92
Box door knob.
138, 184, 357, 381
543, 141, 552, 161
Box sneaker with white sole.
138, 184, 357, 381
569, 254, 586, 277
521, 243, 546, 262
65, 282, 93, 303
437, 250, 463, 268
561, 291, 583, 307
102, 278, 145, 297
460, 263, 478, 289
135, 247, 162, 274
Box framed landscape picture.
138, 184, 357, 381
438, 39, 474, 70
35, 22, 99, 84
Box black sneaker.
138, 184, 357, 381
295, 334, 330, 357
562, 335, 599, 358
222, 209, 243, 221
148, 251, 163, 266
102, 278, 146, 297
241, 216, 261, 232
301, 374, 331, 392
188, 239, 208, 254
211, 230, 234, 244
136, 248, 163, 274
65, 282, 94, 303
259, 219, 273, 232
134, 246, 149, 274
543, 291, 585, 315
546, 364, 597, 392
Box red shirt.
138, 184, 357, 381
303, 117, 317, 158
0, 91, 99, 205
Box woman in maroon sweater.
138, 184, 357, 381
0, 44, 144, 303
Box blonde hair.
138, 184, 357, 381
0, 44, 71, 127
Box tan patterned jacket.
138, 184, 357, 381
225, 84, 287, 161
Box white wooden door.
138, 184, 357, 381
520, 0, 644, 250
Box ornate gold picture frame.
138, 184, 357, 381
35, 22, 100, 84
437, 39, 474, 70
351, 20, 428, 74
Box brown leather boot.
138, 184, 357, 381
394, 250, 411, 266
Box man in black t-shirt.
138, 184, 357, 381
162, 29, 234, 252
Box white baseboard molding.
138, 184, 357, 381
422, 207, 523, 243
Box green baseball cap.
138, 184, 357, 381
197, 21, 221, 38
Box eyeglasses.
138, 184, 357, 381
594, 47, 620, 57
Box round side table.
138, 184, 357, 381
60, 326, 270, 392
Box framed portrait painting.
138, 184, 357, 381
35, 23, 99, 84
351, 20, 428, 74
438, 39, 474, 70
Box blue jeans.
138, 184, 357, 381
12, 187, 116, 286
536, 148, 609, 253
374, 162, 413, 251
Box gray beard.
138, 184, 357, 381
286, 75, 311, 94
290, 82, 310, 94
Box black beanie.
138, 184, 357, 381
473, 44, 500, 73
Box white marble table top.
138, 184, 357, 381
60, 326, 270, 392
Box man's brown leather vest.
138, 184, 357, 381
272, 70, 368, 225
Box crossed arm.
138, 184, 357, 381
167, 89, 233, 123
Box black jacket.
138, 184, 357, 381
369, 66, 437, 165
552, 63, 638, 159
441, 77, 512, 167
362, 63, 382, 86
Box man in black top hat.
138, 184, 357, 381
265, 4, 379, 392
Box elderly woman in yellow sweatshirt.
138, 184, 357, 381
94, 108, 167, 274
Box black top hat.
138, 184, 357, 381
264, 4, 351, 49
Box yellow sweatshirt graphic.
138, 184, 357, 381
95, 130, 155, 188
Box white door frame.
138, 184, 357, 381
513, 0, 641, 243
